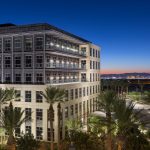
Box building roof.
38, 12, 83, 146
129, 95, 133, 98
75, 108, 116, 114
0, 23, 91, 44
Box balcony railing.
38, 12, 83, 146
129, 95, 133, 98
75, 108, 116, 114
45, 44, 86, 57
46, 78, 79, 84
45, 63, 85, 70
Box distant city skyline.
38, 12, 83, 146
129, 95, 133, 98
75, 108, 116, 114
0, 0, 150, 74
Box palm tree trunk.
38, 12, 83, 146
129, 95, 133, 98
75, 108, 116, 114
57, 103, 61, 150
49, 104, 54, 150
117, 140, 123, 150
106, 112, 112, 150
7, 135, 16, 150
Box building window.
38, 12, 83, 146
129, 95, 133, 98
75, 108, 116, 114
93, 61, 95, 69
14, 56, 21, 68
90, 86, 92, 95
65, 107, 68, 118
0, 57, 1, 68
87, 100, 89, 114
70, 105, 74, 116
25, 108, 32, 121
79, 88, 82, 98
47, 128, 54, 141
0, 39, 2, 52
65, 90, 69, 101
36, 91, 43, 103
5, 73, 11, 83
96, 49, 97, 57
81, 73, 86, 82
70, 89, 74, 100
25, 126, 31, 134
25, 73, 32, 83
90, 48, 92, 56
25, 91, 31, 102
90, 61, 92, 69
15, 90, 21, 101
36, 127, 43, 140
75, 89, 78, 99
90, 74, 92, 82
81, 60, 86, 69
83, 87, 86, 97
14, 37, 22, 51
93, 73, 95, 82
36, 55, 43, 68
36, 73, 43, 83
79, 102, 82, 116
35, 37, 43, 50
4, 38, 11, 52
5, 57, 11, 68
87, 87, 89, 96
25, 56, 32, 68
36, 109, 43, 120
93, 86, 95, 94
75, 104, 78, 114
15, 74, 21, 83
93, 49, 95, 57
24, 37, 33, 51
81, 47, 86, 55
15, 126, 20, 137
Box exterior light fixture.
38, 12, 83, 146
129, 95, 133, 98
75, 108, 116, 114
50, 42, 54, 46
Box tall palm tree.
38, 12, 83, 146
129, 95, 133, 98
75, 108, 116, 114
98, 90, 117, 150
1, 102, 28, 150
40, 86, 66, 150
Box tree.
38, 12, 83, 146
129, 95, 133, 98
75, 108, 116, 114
98, 90, 117, 150
65, 118, 81, 142
16, 132, 39, 150
0, 88, 18, 114
113, 99, 150, 150
40, 86, 66, 150
88, 115, 106, 136
1, 102, 28, 150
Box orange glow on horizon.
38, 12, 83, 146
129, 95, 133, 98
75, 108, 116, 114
101, 69, 150, 74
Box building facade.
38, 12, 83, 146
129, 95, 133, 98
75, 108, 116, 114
0, 23, 100, 142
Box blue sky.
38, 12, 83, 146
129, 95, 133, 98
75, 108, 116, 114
0, 0, 150, 74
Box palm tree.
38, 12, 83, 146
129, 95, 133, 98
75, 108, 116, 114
88, 115, 106, 136
40, 86, 66, 150
113, 99, 147, 150
0, 87, 17, 111
98, 90, 117, 150
1, 102, 28, 150
17, 132, 40, 150
65, 118, 81, 148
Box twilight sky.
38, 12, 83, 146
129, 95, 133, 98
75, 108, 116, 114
0, 0, 150, 74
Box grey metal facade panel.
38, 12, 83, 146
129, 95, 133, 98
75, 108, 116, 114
0, 23, 91, 43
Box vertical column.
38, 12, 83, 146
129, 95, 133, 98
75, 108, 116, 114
43, 34, 46, 84
22, 35, 24, 83
1, 37, 3, 83
43, 108, 48, 141
12, 36, 13, 83
32, 34, 35, 83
